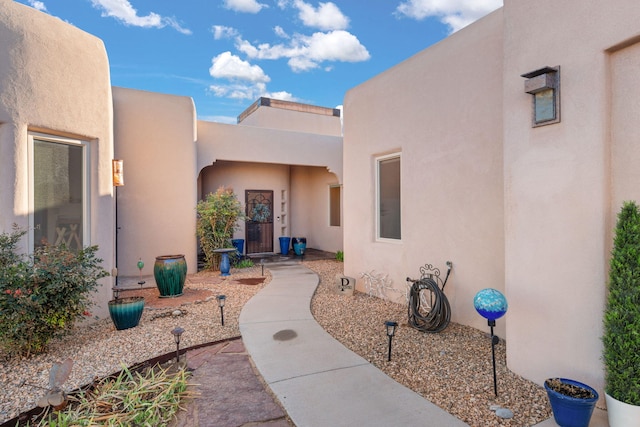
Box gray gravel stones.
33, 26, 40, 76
1, 260, 553, 427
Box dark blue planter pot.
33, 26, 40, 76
544, 378, 598, 427
108, 296, 144, 330
279, 236, 291, 255
231, 239, 245, 256
220, 252, 231, 276
292, 237, 306, 256
154, 255, 187, 297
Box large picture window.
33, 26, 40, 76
30, 133, 88, 251
376, 153, 401, 240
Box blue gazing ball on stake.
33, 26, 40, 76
137, 259, 144, 271
474, 288, 508, 321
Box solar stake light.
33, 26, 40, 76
217, 295, 226, 326
473, 289, 508, 397
137, 258, 145, 286
385, 321, 398, 362
171, 327, 185, 364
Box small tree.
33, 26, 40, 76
0, 225, 109, 357
196, 187, 245, 269
603, 201, 640, 405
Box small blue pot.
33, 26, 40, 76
108, 296, 144, 330
544, 378, 598, 427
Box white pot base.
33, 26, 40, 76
605, 393, 640, 427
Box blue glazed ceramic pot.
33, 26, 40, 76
108, 296, 144, 330
154, 255, 187, 297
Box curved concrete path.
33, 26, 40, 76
239, 262, 469, 427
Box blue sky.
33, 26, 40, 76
16, 0, 502, 123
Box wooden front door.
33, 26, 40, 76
245, 190, 273, 254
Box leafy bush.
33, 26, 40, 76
196, 187, 246, 270
235, 258, 254, 269
335, 250, 344, 262
603, 201, 640, 405
0, 226, 109, 357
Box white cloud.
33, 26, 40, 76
90, 0, 191, 34
396, 0, 502, 32
209, 51, 270, 83
236, 30, 370, 72
274, 26, 289, 39
213, 25, 239, 40
293, 0, 349, 31
223, 0, 267, 14
26, 0, 47, 12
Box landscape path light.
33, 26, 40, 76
217, 295, 226, 326
385, 321, 398, 362
473, 288, 508, 397
171, 327, 185, 364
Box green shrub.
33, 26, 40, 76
196, 187, 246, 270
335, 250, 344, 262
603, 201, 640, 405
235, 258, 254, 269
0, 226, 109, 357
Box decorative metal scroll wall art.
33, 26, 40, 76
406, 261, 453, 333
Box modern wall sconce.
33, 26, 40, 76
521, 66, 560, 127
112, 159, 124, 186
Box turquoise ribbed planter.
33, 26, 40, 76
108, 296, 144, 330
154, 255, 187, 297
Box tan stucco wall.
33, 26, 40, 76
199, 160, 291, 250
343, 10, 504, 334
0, 0, 114, 318
503, 0, 640, 399
197, 120, 342, 182
239, 102, 342, 136
113, 87, 197, 277
290, 165, 343, 253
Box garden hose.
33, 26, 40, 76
407, 277, 451, 333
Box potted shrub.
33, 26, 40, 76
196, 187, 246, 270
603, 201, 640, 426
544, 377, 598, 427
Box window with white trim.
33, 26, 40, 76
29, 133, 89, 251
376, 153, 401, 240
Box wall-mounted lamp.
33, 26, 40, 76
521, 66, 560, 127
112, 159, 124, 187
384, 321, 398, 362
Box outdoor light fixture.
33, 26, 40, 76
112, 159, 124, 187
171, 327, 185, 364
473, 289, 508, 397
217, 295, 226, 326
137, 258, 145, 286
521, 66, 560, 127
385, 321, 398, 362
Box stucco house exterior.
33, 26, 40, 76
2, 0, 640, 408
0, 0, 343, 319
343, 0, 640, 405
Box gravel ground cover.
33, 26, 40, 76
0, 266, 267, 424
0, 259, 551, 426
307, 259, 552, 427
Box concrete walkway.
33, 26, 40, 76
239, 262, 469, 427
